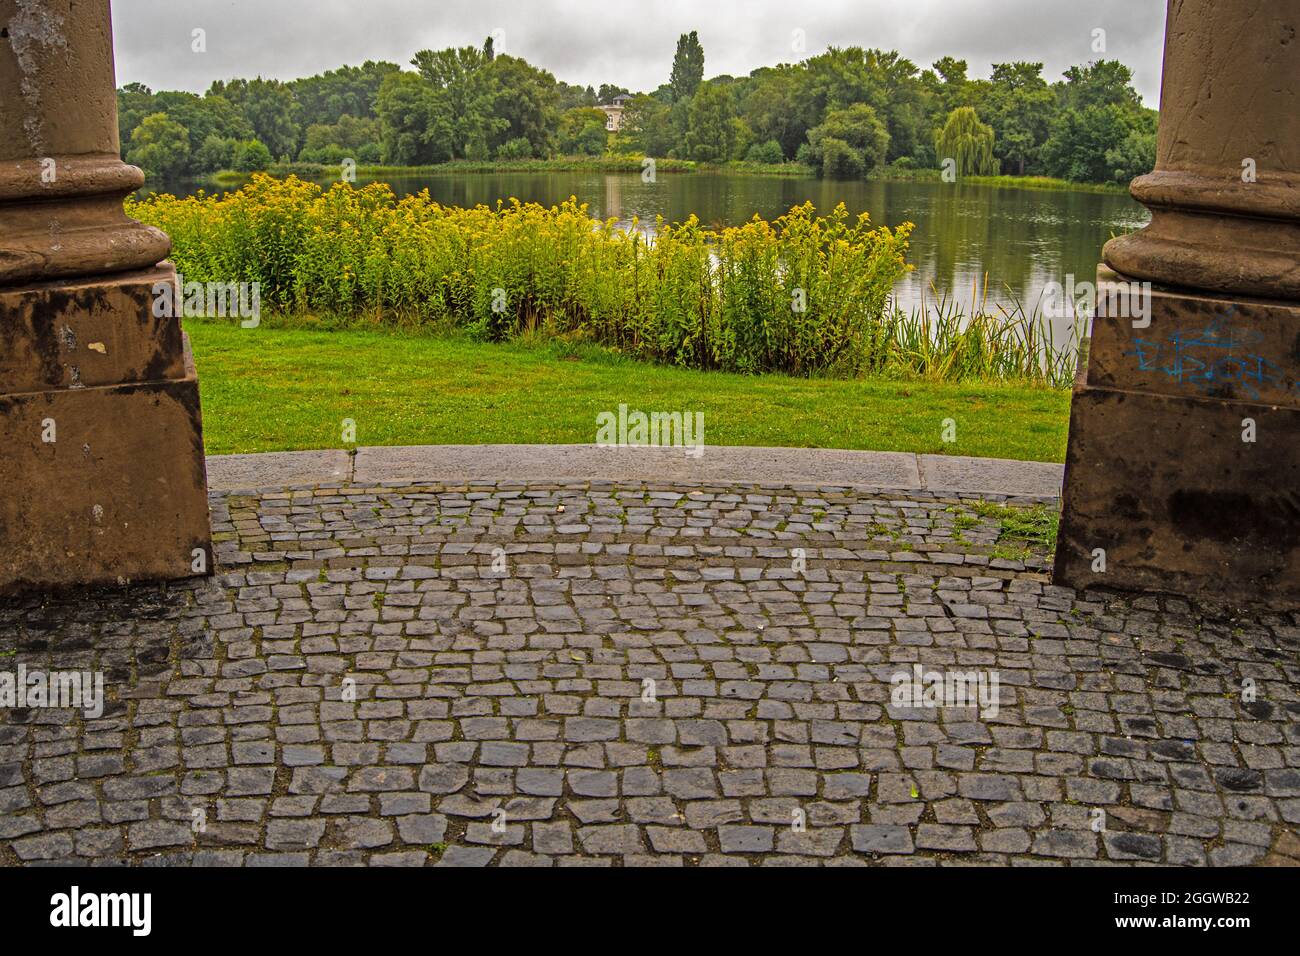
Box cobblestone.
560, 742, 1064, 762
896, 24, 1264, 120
1, 478, 1298, 866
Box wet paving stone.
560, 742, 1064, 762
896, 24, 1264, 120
1, 478, 1298, 866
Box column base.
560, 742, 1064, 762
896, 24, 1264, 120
1055, 388, 1300, 608
1053, 266, 1300, 609
0, 266, 212, 595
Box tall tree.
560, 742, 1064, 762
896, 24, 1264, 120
486, 55, 559, 158
117, 88, 253, 171
117, 83, 157, 159
670, 32, 705, 102
555, 82, 597, 111
299, 114, 384, 164
375, 71, 446, 165
209, 77, 301, 159
1041, 103, 1139, 183
682, 82, 734, 161
620, 94, 677, 156
1055, 60, 1143, 112
597, 84, 630, 105
410, 44, 505, 159
1041, 60, 1152, 182
1104, 121, 1157, 183
290, 61, 400, 127
869, 49, 926, 163
126, 113, 191, 179
921, 55, 976, 135
804, 103, 890, 178
934, 106, 997, 176
802, 47, 887, 123
740, 66, 806, 162
117, 41, 1155, 184
557, 107, 609, 155
984, 62, 1054, 174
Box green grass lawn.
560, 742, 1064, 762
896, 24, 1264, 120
186, 318, 1070, 460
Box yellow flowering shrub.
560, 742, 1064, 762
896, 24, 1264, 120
128, 174, 914, 375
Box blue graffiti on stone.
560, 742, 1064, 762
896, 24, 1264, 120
1126, 313, 1295, 401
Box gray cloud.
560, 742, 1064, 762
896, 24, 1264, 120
111, 0, 1166, 104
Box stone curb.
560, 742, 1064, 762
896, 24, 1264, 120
206, 444, 1064, 498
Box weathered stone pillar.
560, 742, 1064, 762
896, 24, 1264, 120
1055, 0, 1300, 608
0, 0, 212, 593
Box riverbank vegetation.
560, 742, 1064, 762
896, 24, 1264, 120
118, 30, 1155, 187
129, 175, 912, 377
207, 155, 703, 185
130, 175, 1079, 387
868, 164, 1127, 193
201, 157, 1127, 197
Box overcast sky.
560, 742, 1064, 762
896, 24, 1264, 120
111, 0, 1167, 104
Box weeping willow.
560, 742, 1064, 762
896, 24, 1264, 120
934, 107, 998, 177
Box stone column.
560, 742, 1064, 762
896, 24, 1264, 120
0, 0, 212, 593
1055, 0, 1300, 608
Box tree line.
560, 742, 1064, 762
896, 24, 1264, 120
118, 31, 1155, 184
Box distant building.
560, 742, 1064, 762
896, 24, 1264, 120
598, 94, 633, 132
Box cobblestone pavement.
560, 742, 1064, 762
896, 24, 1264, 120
2, 479, 1298, 867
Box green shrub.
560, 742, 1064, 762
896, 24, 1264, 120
745, 140, 785, 164
818, 137, 863, 179
495, 137, 534, 160
233, 139, 273, 172
194, 135, 238, 174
